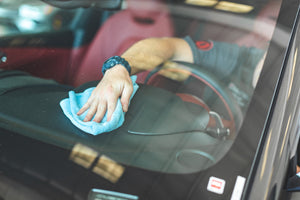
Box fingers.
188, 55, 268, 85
77, 96, 94, 116
121, 84, 133, 112
79, 97, 109, 123
76, 68, 133, 123
83, 101, 98, 122
76, 86, 121, 123
77, 103, 89, 116
106, 96, 118, 122
93, 101, 107, 122
78, 85, 132, 123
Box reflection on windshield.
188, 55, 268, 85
0, 0, 286, 199
0, 0, 76, 36
0, 0, 282, 174
92, 0, 281, 172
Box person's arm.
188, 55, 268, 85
77, 37, 193, 122
122, 37, 193, 74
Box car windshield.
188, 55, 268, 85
0, 0, 78, 36
0, 0, 285, 199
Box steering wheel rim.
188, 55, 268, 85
144, 61, 243, 134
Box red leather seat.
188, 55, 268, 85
72, 0, 174, 86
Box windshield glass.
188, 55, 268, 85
0, 0, 284, 199
0, 0, 78, 36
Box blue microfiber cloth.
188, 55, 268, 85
60, 76, 139, 135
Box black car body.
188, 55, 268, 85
0, 0, 300, 199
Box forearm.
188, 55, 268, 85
121, 37, 193, 74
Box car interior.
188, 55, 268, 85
0, 0, 278, 168
0, 0, 288, 199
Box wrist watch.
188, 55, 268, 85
102, 56, 131, 75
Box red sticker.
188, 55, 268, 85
211, 179, 223, 189
195, 40, 213, 51
207, 176, 226, 194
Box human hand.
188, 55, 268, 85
77, 65, 133, 122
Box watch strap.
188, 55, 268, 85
102, 56, 131, 75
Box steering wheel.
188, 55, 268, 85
144, 61, 243, 137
